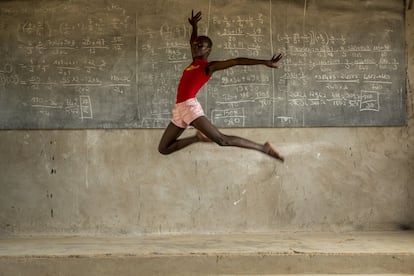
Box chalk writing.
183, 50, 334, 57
30, 95, 93, 119
0, 2, 134, 125
212, 108, 246, 127
80, 95, 93, 119
207, 10, 273, 127
0, 0, 406, 128
276, 26, 402, 125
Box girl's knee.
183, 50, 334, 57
158, 144, 171, 155
212, 135, 230, 146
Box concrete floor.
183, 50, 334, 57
1, 231, 414, 256
1, 231, 413, 275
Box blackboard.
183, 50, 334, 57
0, 0, 407, 129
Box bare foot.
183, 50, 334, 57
264, 142, 284, 162
196, 131, 212, 142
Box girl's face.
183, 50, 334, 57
193, 37, 211, 58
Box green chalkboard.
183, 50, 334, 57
0, 0, 407, 128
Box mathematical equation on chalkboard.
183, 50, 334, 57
0, 0, 406, 129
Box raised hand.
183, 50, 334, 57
188, 10, 202, 26
267, 53, 285, 68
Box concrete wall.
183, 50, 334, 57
0, 7, 413, 237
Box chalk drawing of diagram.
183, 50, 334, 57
211, 107, 246, 127
80, 95, 93, 119
360, 90, 379, 112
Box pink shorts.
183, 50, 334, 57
171, 98, 205, 128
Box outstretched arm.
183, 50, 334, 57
188, 10, 202, 57
206, 53, 284, 75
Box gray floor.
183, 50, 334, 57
1, 231, 413, 275
1, 231, 414, 257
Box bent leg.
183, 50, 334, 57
191, 116, 284, 161
158, 122, 203, 155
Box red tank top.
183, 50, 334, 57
176, 59, 211, 103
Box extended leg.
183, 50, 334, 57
191, 116, 284, 161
